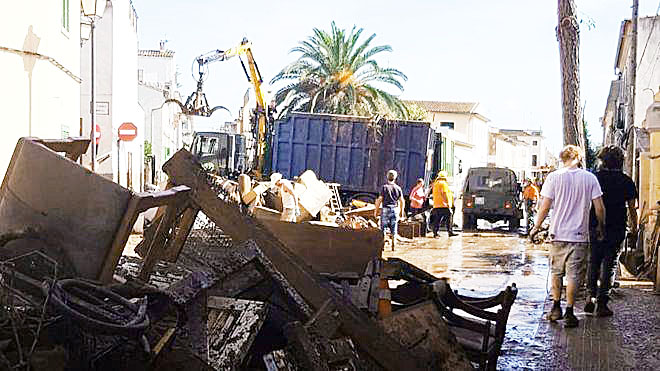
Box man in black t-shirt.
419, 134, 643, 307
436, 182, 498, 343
374, 170, 405, 251
586, 146, 638, 317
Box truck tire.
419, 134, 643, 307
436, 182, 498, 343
509, 216, 520, 232
463, 214, 476, 231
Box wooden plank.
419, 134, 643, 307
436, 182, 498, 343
207, 296, 268, 370
263, 350, 297, 371
161, 206, 200, 262
162, 149, 446, 371
138, 201, 181, 281
258, 219, 383, 273
34, 137, 90, 161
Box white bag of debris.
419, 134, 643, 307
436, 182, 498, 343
296, 170, 332, 217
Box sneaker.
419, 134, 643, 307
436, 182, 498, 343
448, 232, 458, 237
547, 301, 563, 321
584, 299, 595, 314
596, 302, 614, 317
564, 307, 579, 328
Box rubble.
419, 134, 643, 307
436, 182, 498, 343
0, 140, 523, 370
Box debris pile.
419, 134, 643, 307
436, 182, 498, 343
0, 139, 517, 370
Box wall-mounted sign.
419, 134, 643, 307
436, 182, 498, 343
95, 101, 110, 115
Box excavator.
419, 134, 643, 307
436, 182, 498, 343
169, 38, 272, 178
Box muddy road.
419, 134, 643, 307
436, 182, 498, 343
383, 231, 550, 368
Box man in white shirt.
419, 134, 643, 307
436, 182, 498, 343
530, 145, 606, 328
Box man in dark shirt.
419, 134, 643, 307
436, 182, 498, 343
587, 146, 638, 317
374, 170, 405, 251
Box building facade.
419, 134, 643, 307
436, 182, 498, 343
0, 0, 82, 178
80, 0, 143, 191
407, 101, 492, 190
602, 16, 660, 177
138, 45, 189, 186
499, 129, 556, 181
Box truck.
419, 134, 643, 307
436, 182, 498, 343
461, 167, 522, 231
270, 112, 453, 204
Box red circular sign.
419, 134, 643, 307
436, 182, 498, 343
95, 124, 101, 145
118, 122, 138, 141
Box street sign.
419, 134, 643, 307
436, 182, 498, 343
95, 124, 101, 145
118, 122, 137, 142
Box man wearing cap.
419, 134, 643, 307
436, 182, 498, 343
271, 173, 298, 222
374, 170, 405, 250
430, 171, 457, 237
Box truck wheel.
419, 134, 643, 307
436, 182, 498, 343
463, 214, 476, 231
509, 216, 520, 232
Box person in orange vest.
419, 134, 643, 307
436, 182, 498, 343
409, 178, 428, 232
522, 178, 540, 235
430, 171, 457, 237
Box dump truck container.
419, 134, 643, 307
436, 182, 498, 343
271, 112, 434, 201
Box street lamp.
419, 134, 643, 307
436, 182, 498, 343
81, 0, 106, 171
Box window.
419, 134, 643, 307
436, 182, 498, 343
532, 155, 538, 167
532, 140, 538, 146
138, 69, 144, 82
61, 0, 70, 32
440, 122, 455, 129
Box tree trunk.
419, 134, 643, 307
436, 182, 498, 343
624, 0, 639, 176
557, 0, 585, 156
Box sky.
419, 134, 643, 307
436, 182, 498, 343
133, 0, 660, 154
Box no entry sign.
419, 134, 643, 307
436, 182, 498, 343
118, 122, 138, 141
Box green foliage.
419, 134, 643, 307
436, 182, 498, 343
144, 140, 152, 163
583, 119, 600, 170
271, 22, 408, 119
403, 102, 429, 121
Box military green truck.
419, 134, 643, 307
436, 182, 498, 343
461, 167, 522, 231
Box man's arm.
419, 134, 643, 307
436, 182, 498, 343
534, 197, 552, 227
593, 196, 606, 240
628, 199, 638, 235
398, 196, 405, 218
374, 196, 382, 217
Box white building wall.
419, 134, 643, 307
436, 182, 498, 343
634, 17, 660, 127
80, 0, 141, 191
138, 50, 183, 185
0, 0, 81, 178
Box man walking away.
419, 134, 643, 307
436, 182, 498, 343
585, 146, 637, 317
409, 178, 428, 233
530, 145, 606, 328
430, 171, 457, 238
374, 170, 405, 251
523, 178, 540, 235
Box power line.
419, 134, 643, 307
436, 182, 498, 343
638, 1, 660, 63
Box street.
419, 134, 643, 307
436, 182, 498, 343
384, 228, 660, 370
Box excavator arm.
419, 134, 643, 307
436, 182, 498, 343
187, 38, 270, 177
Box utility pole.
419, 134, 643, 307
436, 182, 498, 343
557, 0, 585, 156
624, 0, 639, 176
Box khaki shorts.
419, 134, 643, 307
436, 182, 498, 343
550, 242, 587, 285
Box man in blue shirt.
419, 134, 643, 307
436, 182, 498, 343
374, 170, 405, 251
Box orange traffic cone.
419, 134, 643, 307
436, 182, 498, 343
377, 277, 392, 319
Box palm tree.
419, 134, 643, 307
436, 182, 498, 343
271, 22, 408, 119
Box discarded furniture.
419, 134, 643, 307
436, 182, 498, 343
257, 218, 383, 273
161, 149, 470, 371
398, 220, 421, 239
433, 280, 518, 370
0, 137, 191, 283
